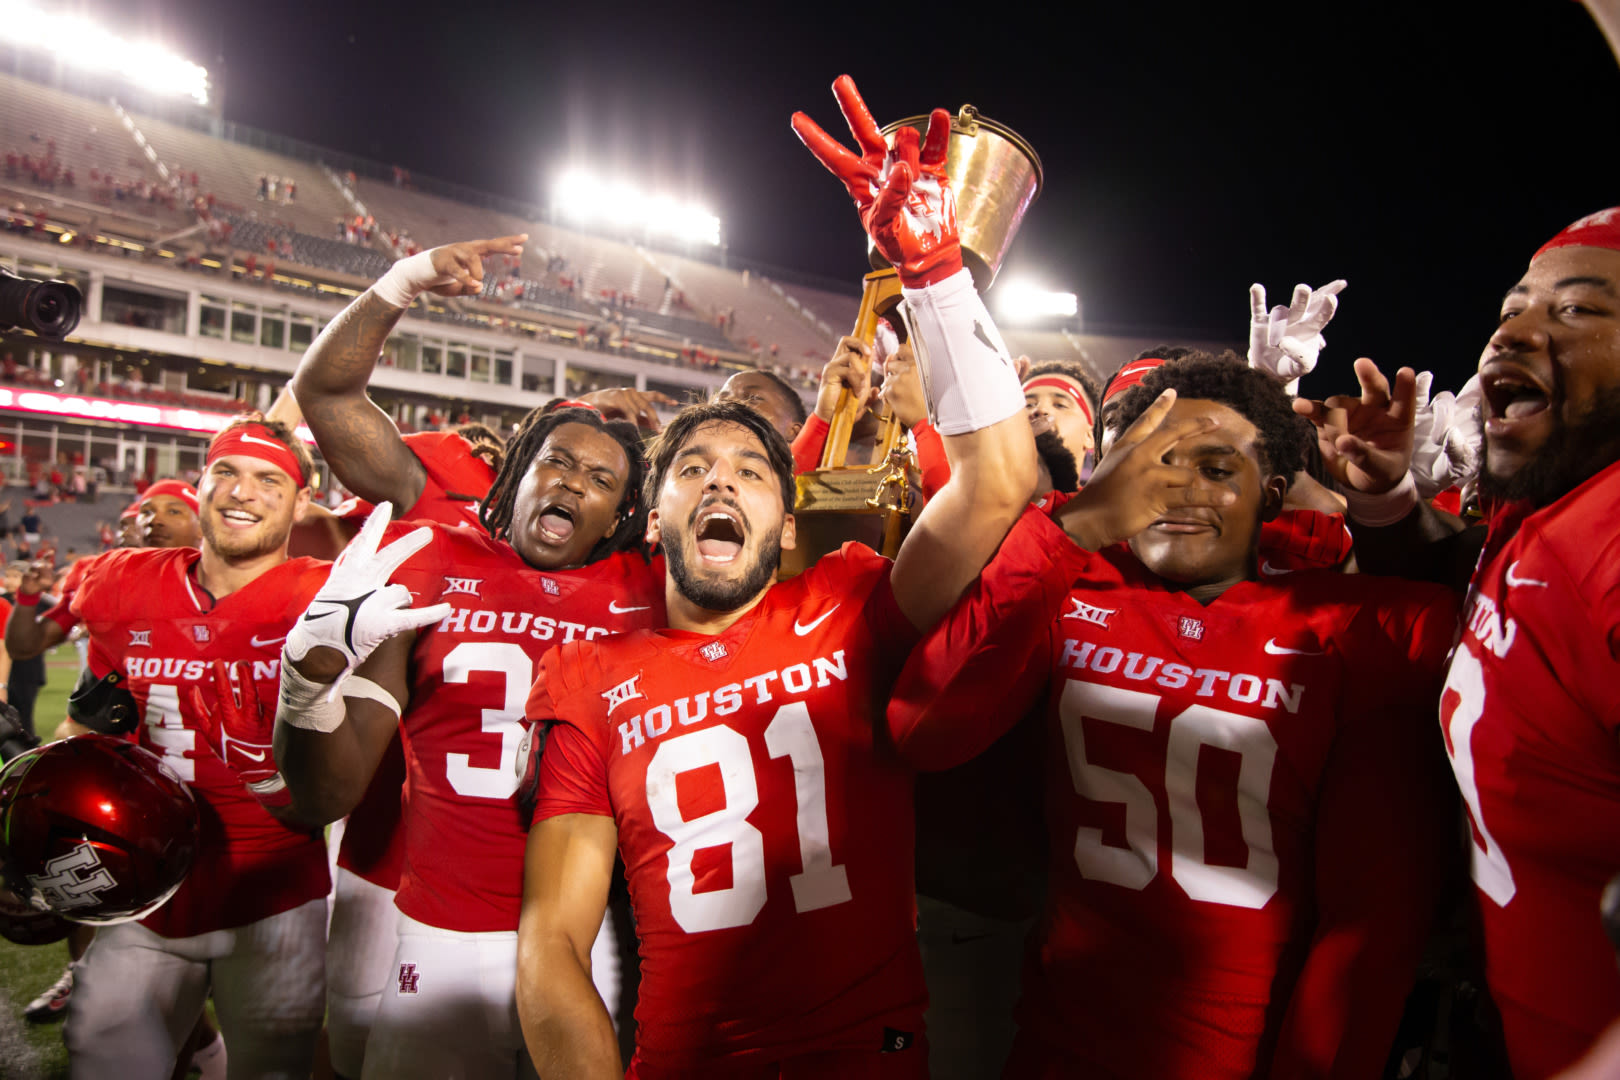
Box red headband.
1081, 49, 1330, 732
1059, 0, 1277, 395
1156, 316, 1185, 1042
1023, 375, 1095, 426
1535, 208, 1620, 261
1103, 358, 1167, 407
207, 423, 306, 487
141, 479, 198, 513
120, 500, 142, 520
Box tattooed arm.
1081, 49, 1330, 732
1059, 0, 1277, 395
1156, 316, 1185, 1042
291, 235, 526, 510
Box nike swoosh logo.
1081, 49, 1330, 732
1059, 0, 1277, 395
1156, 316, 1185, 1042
608, 601, 650, 614
794, 605, 839, 636
1258, 559, 1293, 577
1264, 638, 1326, 657
238, 432, 284, 449
1505, 561, 1548, 589
249, 634, 287, 649
232, 744, 268, 763
303, 609, 338, 622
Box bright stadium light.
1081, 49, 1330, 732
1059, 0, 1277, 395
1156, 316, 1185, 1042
0, 2, 211, 106
996, 281, 1079, 323
553, 169, 721, 247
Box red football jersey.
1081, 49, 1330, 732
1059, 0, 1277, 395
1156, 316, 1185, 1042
1440, 461, 1620, 1079
532, 545, 928, 1069
336, 432, 496, 889
344, 430, 494, 530
388, 523, 664, 932
71, 547, 332, 937
888, 510, 1458, 1079
42, 552, 92, 635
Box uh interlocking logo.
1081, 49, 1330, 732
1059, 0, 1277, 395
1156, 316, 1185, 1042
397, 963, 420, 995
25, 842, 117, 912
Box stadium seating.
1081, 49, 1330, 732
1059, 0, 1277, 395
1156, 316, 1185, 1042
125, 110, 352, 238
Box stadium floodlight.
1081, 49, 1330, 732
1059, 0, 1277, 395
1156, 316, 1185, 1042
553, 169, 721, 247
0, 2, 211, 106
995, 281, 1079, 322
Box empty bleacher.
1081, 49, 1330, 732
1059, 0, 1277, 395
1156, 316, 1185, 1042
128, 109, 351, 238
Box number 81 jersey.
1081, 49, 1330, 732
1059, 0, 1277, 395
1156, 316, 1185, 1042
531, 545, 926, 1070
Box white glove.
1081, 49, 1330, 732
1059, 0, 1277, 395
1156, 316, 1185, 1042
1411, 373, 1482, 500
1247, 279, 1347, 395
283, 503, 451, 676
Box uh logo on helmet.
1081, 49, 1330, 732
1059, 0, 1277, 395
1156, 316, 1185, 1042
0, 734, 199, 930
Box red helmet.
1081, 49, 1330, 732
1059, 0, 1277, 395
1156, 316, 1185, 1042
0, 735, 199, 925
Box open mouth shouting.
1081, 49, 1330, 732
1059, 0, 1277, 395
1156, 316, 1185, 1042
692, 501, 747, 566
535, 499, 579, 546
1480, 363, 1553, 440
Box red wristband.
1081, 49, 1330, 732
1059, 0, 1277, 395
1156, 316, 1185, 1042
16, 592, 40, 607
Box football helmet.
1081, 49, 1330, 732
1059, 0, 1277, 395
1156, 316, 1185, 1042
0, 734, 199, 925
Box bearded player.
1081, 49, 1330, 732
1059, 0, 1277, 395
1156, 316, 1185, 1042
1295, 208, 1620, 1078
272, 399, 658, 1079
38, 417, 342, 1079
509, 76, 1227, 1078
888, 353, 1459, 1079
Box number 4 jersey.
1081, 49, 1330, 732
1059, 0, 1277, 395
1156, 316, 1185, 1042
384, 522, 664, 933
531, 543, 930, 1070
71, 546, 333, 938
888, 510, 1460, 1079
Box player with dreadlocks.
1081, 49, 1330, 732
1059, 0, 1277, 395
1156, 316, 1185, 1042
266, 399, 660, 1080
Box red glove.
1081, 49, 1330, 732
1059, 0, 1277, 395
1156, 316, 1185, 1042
791, 75, 962, 288
191, 660, 291, 811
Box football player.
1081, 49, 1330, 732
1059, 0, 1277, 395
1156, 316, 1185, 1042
292, 238, 529, 1078
1296, 208, 1620, 1078
50, 417, 336, 1079
888, 352, 1459, 1078
273, 402, 658, 1080
508, 76, 1113, 1077
1022, 359, 1101, 462
714, 367, 811, 441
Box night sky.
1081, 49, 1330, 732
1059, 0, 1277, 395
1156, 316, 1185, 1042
81, 1, 1620, 391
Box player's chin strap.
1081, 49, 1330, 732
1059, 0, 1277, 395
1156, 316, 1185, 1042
900, 268, 1026, 436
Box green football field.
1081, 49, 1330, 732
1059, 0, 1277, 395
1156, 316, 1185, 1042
1, 645, 80, 1080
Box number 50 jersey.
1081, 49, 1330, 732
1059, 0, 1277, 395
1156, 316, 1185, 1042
889, 511, 1461, 1079
531, 544, 927, 1071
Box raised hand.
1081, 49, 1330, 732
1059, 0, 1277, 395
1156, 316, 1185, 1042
283, 503, 452, 683
1056, 389, 1234, 551
1410, 373, 1482, 498
792, 76, 962, 287
1292, 357, 1419, 494
191, 660, 288, 810
425, 234, 528, 297
878, 346, 928, 429
578, 387, 673, 434
1248, 279, 1347, 393
814, 337, 877, 422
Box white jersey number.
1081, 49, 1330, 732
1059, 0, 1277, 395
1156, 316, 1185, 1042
1439, 643, 1516, 906
142, 683, 194, 783
1060, 681, 1280, 909
646, 702, 853, 933
443, 641, 532, 800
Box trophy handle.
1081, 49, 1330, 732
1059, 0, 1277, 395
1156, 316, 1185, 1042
821, 268, 903, 468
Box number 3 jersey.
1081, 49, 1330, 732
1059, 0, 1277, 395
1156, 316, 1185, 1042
888, 510, 1460, 1079
531, 543, 928, 1069
384, 522, 664, 933
70, 546, 333, 938
1443, 461, 1620, 1080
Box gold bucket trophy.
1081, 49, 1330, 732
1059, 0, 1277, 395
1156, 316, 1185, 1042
779, 104, 1043, 579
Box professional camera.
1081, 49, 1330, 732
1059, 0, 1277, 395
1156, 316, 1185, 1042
0, 266, 82, 339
